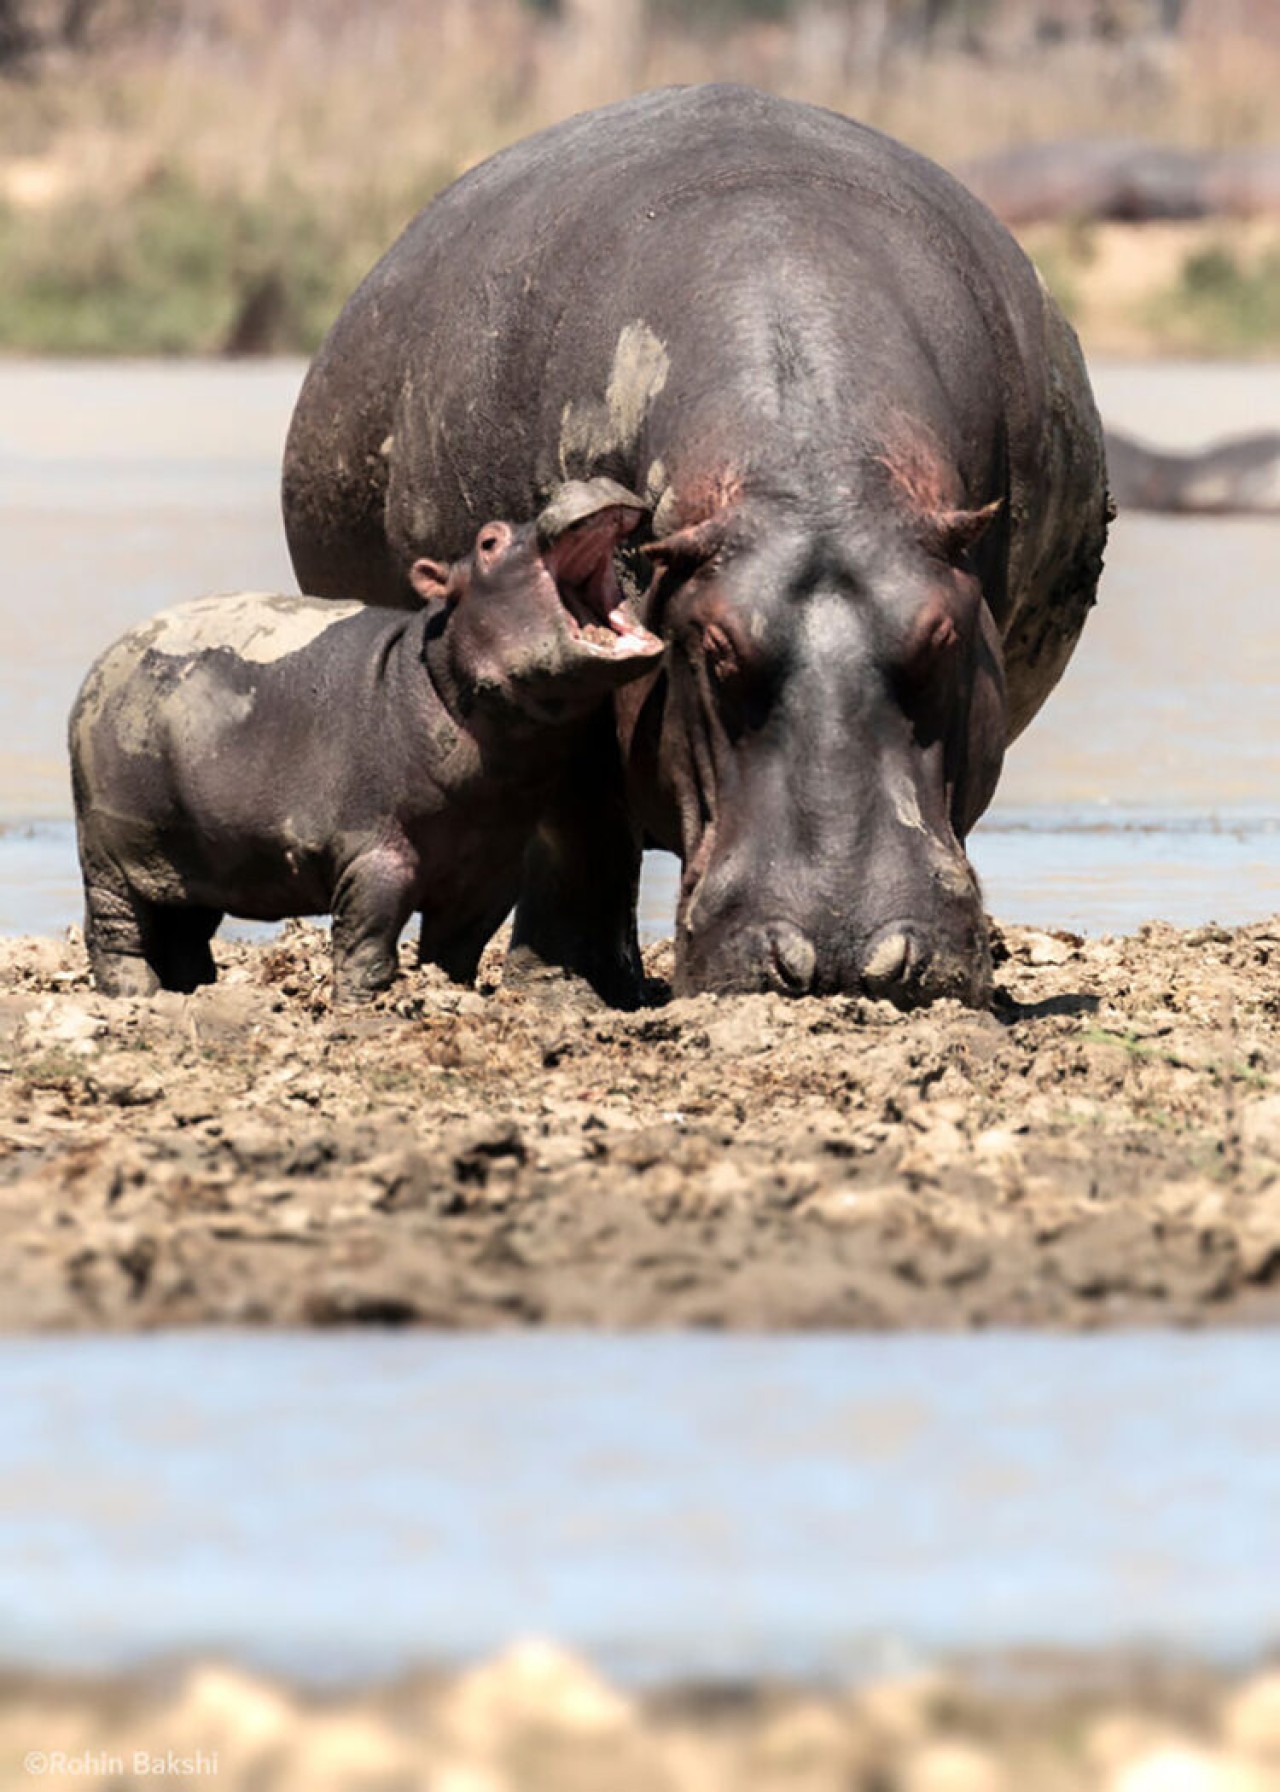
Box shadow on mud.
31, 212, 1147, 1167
995, 989, 1101, 1021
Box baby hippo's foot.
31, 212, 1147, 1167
90, 951, 162, 999
83, 875, 164, 996
330, 930, 403, 1010
331, 851, 417, 1008
331, 967, 397, 1010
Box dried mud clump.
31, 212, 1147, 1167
3, 915, 1280, 1331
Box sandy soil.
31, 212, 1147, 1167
4, 913, 1280, 1333
5, 1644, 1280, 1791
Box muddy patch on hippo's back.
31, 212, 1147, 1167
142, 593, 366, 664
558, 320, 670, 476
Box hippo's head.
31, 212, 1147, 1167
638, 491, 1007, 1007
412, 478, 662, 726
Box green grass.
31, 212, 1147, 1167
2, 0, 1279, 358
1080, 1023, 1270, 1089
1146, 242, 1280, 356
0, 164, 437, 355
11, 1047, 90, 1091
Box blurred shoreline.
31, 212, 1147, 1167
4, 1644, 1280, 1790
1, 0, 1278, 359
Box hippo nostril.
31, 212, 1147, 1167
861, 929, 914, 996
858, 924, 990, 1009
765, 925, 817, 995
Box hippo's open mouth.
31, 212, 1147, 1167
564, 587, 657, 656
545, 508, 661, 659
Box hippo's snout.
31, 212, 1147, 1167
676, 920, 817, 997
679, 910, 991, 1008
762, 923, 818, 995
857, 922, 991, 1010
675, 918, 817, 998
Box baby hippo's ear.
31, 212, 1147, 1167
409, 558, 454, 604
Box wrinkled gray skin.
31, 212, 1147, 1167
284, 84, 1109, 1007
1106, 429, 1280, 515
69, 484, 660, 1004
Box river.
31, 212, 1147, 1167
3, 1330, 1279, 1683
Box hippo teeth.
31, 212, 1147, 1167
566, 591, 631, 634
601, 601, 662, 655
564, 590, 658, 655
605, 599, 646, 640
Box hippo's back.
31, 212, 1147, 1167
283, 84, 1106, 734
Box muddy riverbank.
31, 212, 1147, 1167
4, 915, 1280, 1332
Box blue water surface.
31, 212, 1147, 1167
1, 1331, 1278, 1684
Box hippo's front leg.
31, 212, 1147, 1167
508, 710, 646, 1008
418, 882, 521, 987
330, 842, 420, 1007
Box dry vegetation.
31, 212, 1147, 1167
1, 0, 1279, 354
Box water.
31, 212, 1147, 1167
0, 361, 297, 827
1, 1331, 1278, 1685
3, 359, 1280, 937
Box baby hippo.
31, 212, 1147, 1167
69, 479, 661, 1004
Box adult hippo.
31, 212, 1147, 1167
284, 84, 1109, 1006
1105, 428, 1280, 514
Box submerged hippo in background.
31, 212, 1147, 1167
69, 482, 660, 1004
959, 139, 1280, 226
1105, 428, 1280, 515
284, 84, 1109, 1008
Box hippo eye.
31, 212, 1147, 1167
700, 620, 775, 737
704, 622, 740, 685
895, 609, 965, 747
479, 530, 502, 554
901, 607, 961, 686
920, 613, 958, 662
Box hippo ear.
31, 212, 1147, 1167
409, 558, 453, 604
930, 499, 1002, 563
643, 514, 728, 571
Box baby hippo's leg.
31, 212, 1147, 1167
331, 843, 419, 1007
85, 867, 222, 996
82, 863, 164, 997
